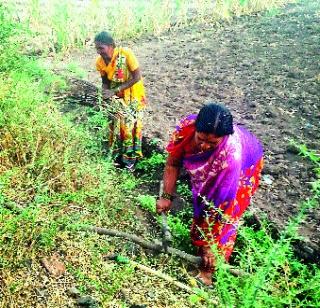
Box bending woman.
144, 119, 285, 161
94, 31, 147, 170
156, 103, 263, 285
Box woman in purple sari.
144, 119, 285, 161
156, 103, 263, 285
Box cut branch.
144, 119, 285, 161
86, 226, 246, 277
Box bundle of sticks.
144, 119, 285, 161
53, 77, 100, 107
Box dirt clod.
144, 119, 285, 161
41, 253, 66, 277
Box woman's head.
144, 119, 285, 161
194, 103, 234, 152
195, 103, 234, 136
94, 31, 115, 62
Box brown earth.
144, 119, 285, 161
61, 0, 320, 263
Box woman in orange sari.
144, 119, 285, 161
94, 31, 147, 170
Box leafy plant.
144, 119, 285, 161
120, 174, 138, 191
290, 140, 320, 194
177, 181, 192, 200
167, 214, 192, 249
135, 151, 166, 172
290, 140, 320, 164
137, 194, 156, 213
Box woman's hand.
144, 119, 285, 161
200, 246, 216, 269
156, 198, 172, 213
102, 89, 115, 99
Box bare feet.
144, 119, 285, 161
196, 270, 213, 286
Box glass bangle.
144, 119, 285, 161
161, 192, 174, 201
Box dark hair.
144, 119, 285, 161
195, 103, 234, 136
94, 31, 115, 48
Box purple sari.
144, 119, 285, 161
167, 114, 263, 259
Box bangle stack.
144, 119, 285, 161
161, 192, 174, 201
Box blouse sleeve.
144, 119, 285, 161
166, 115, 197, 160
166, 129, 186, 160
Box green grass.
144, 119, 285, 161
212, 197, 320, 307
0, 8, 141, 306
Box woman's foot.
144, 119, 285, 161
196, 270, 213, 286
125, 162, 135, 172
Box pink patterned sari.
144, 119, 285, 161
167, 114, 263, 261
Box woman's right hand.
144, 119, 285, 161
156, 198, 172, 213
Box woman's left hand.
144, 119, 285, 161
102, 89, 114, 99
200, 246, 216, 269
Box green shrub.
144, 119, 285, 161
135, 152, 166, 173
137, 194, 156, 213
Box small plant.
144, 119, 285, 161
135, 151, 166, 173
290, 140, 320, 164
136, 193, 192, 249
149, 138, 162, 146
120, 174, 137, 191
176, 181, 192, 200
167, 214, 192, 250
290, 140, 320, 195
136, 194, 156, 213
189, 288, 212, 305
